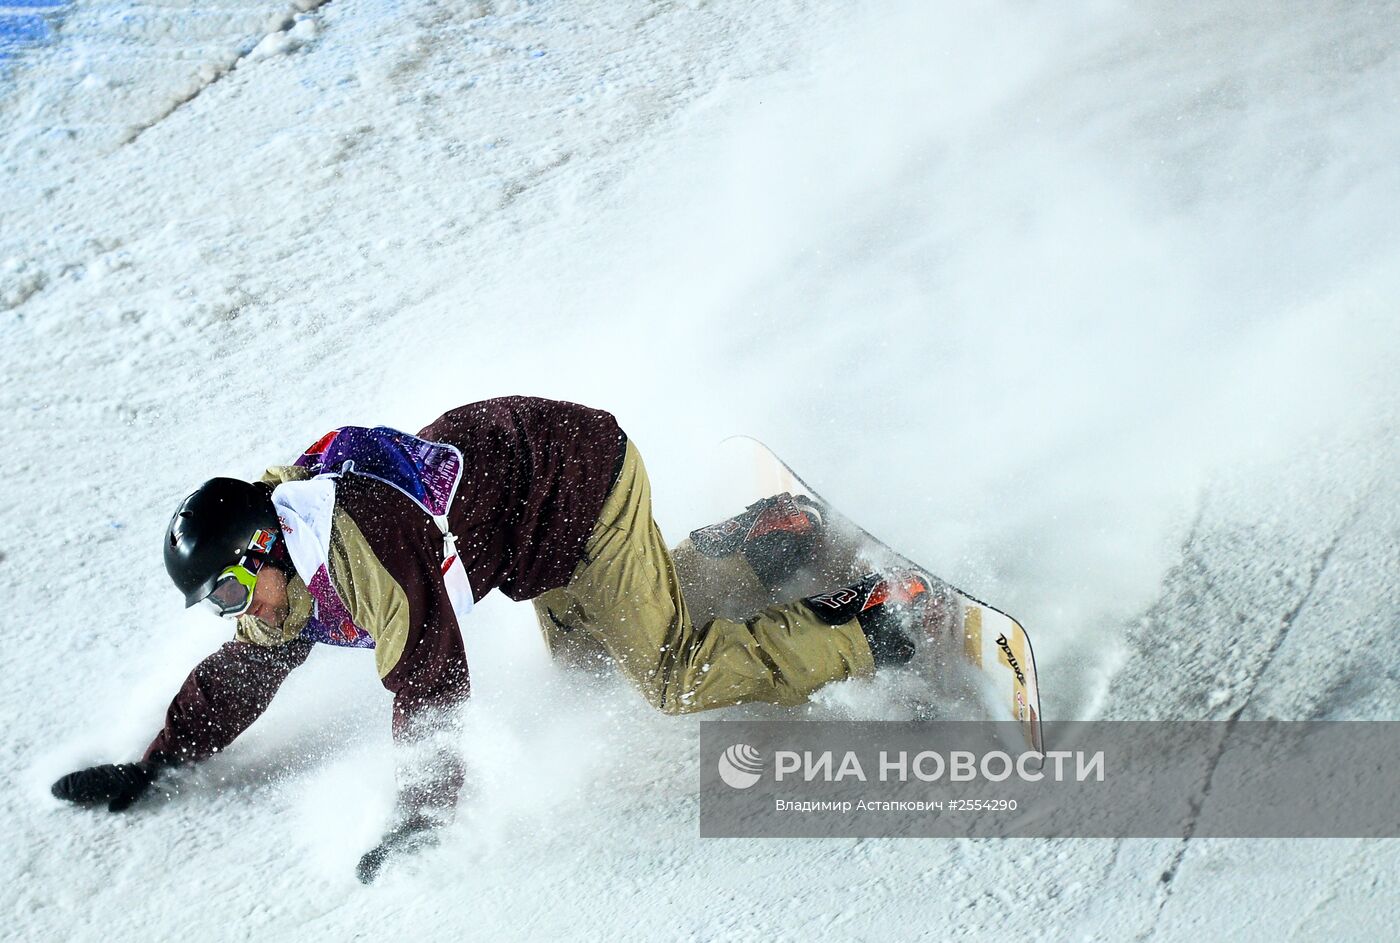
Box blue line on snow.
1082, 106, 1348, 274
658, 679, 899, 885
0, 14, 50, 47
0, 3, 66, 69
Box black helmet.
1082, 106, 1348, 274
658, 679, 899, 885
164, 478, 279, 608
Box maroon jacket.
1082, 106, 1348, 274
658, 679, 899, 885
144, 397, 625, 810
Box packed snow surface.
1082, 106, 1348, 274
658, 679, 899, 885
3, 0, 1397, 939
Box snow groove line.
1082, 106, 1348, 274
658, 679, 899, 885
1138, 486, 1376, 941
121, 0, 332, 147
1224, 478, 1377, 725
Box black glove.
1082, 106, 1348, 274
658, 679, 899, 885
51, 762, 157, 812
356, 813, 441, 885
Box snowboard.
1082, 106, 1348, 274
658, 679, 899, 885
725, 435, 1044, 752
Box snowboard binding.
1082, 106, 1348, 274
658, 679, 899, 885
689, 492, 825, 587
804, 568, 950, 667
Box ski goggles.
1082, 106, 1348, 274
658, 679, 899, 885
203, 529, 277, 618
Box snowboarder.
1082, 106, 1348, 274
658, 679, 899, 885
49, 396, 936, 882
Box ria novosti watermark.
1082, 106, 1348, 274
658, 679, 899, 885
765, 746, 1100, 784
699, 721, 1400, 838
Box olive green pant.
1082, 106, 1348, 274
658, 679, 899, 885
532, 439, 875, 714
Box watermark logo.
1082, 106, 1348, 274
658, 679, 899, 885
701, 721, 1400, 838
718, 743, 764, 789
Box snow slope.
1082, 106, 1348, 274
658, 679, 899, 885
3, 0, 1397, 939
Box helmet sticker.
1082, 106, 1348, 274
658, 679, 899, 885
248, 528, 276, 554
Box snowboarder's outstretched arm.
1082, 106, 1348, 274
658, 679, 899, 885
143, 638, 315, 764
354, 613, 471, 884
321, 477, 478, 882
50, 639, 313, 811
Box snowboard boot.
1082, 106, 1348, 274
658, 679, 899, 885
804, 569, 943, 667
689, 492, 825, 587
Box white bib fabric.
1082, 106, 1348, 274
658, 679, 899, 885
271, 475, 475, 627
270, 477, 337, 585
434, 515, 476, 621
